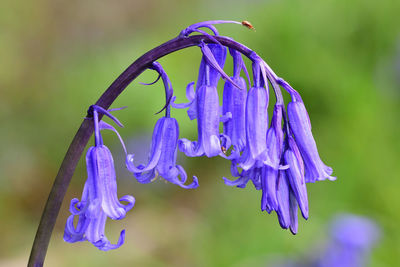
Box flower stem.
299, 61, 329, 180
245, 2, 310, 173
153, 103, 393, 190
28, 34, 255, 267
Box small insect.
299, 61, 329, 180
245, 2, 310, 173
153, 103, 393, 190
242, 20, 255, 31
221, 146, 227, 154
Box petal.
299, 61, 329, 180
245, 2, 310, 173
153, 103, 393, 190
245, 86, 269, 161
86, 211, 126, 251
63, 214, 89, 243
133, 167, 157, 184
119, 195, 135, 212
284, 138, 309, 219
171, 82, 196, 110
164, 165, 199, 189
91, 146, 133, 220
289, 190, 299, 235
85, 209, 107, 244
261, 165, 279, 212
97, 230, 126, 251
276, 171, 290, 229
178, 138, 203, 157
69, 182, 89, 215
196, 85, 222, 157
223, 169, 251, 188
156, 117, 179, 175
238, 147, 256, 171
202, 135, 221, 158
248, 167, 262, 190
187, 102, 198, 120
69, 198, 86, 215
265, 105, 284, 167
222, 77, 247, 152
125, 118, 165, 173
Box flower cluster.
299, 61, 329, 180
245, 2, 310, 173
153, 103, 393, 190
177, 21, 336, 234
65, 20, 335, 251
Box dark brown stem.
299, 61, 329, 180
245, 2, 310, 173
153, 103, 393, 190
28, 34, 254, 267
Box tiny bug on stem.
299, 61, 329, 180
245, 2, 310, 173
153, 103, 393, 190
242, 20, 255, 31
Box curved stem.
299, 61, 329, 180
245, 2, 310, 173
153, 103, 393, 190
28, 34, 255, 267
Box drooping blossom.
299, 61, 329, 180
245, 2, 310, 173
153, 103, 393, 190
261, 104, 285, 212
223, 60, 269, 188
237, 60, 269, 170
221, 48, 248, 156
279, 78, 336, 183
176, 22, 335, 234
126, 62, 198, 189
176, 43, 228, 157
64, 105, 135, 251
126, 116, 198, 189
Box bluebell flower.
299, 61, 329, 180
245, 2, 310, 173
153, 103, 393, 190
279, 78, 336, 183
223, 60, 270, 189
261, 104, 285, 212
126, 117, 198, 189
177, 43, 228, 157
127, 62, 198, 189
64, 105, 135, 251
221, 48, 248, 156
238, 60, 269, 170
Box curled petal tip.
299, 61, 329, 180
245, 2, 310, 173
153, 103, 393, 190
185, 176, 199, 189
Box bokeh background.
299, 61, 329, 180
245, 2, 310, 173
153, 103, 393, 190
1, 0, 399, 266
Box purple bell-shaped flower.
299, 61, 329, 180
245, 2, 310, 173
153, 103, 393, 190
261, 104, 285, 212
126, 62, 198, 189
221, 48, 248, 156
280, 78, 336, 183
126, 117, 198, 189
238, 60, 269, 170
64, 105, 135, 251
177, 43, 229, 157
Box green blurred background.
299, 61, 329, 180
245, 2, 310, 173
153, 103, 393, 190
1, 0, 399, 266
